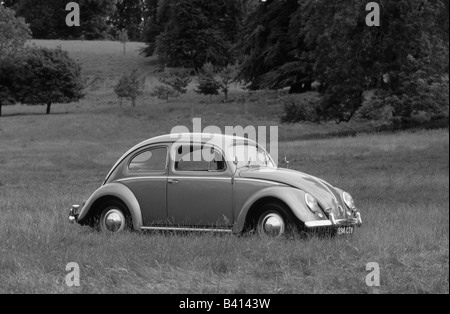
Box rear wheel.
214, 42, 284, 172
98, 200, 130, 233
256, 203, 291, 238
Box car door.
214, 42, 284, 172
118, 145, 169, 226
167, 143, 233, 227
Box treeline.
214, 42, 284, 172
1, 0, 449, 127
2, 0, 143, 40
145, 0, 449, 127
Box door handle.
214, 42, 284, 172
168, 179, 179, 184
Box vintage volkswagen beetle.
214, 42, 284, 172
69, 133, 362, 237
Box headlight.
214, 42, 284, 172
305, 193, 321, 213
343, 192, 356, 210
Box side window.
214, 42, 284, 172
209, 149, 226, 171
174, 145, 226, 172
129, 147, 168, 172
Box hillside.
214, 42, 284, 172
3, 40, 366, 142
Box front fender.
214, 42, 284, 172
78, 183, 143, 230
233, 186, 322, 233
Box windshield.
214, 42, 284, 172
229, 144, 276, 168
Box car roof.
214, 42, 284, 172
135, 133, 254, 147
103, 133, 257, 184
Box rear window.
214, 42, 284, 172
129, 147, 168, 172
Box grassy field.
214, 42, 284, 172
0, 40, 448, 294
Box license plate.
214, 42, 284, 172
337, 226, 354, 235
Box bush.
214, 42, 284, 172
280, 93, 320, 123
149, 69, 192, 103
357, 74, 449, 129
159, 69, 192, 95
150, 85, 178, 102
354, 90, 396, 128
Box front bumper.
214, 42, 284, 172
305, 212, 362, 229
68, 205, 80, 224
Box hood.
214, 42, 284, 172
238, 167, 342, 211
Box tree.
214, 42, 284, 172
0, 55, 18, 117
11, 48, 84, 114
114, 68, 144, 107
0, 5, 31, 117
141, 0, 162, 56
109, 0, 144, 41
0, 85, 10, 117
114, 76, 128, 106
196, 62, 221, 100
299, 0, 449, 125
146, 0, 243, 68
0, 5, 31, 54
218, 64, 237, 102
238, 0, 313, 93
117, 28, 129, 55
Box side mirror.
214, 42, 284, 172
284, 156, 290, 169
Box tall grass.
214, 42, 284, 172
0, 41, 448, 294
1, 120, 447, 293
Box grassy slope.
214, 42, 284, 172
0, 40, 448, 293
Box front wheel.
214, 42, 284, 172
98, 200, 130, 233
256, 204, 290, 238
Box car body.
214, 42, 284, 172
68, 133, 362, 237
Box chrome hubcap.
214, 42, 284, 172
261, 213, 285, 237
104, 210, 124, 232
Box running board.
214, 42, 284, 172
141, 226, 233, 233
